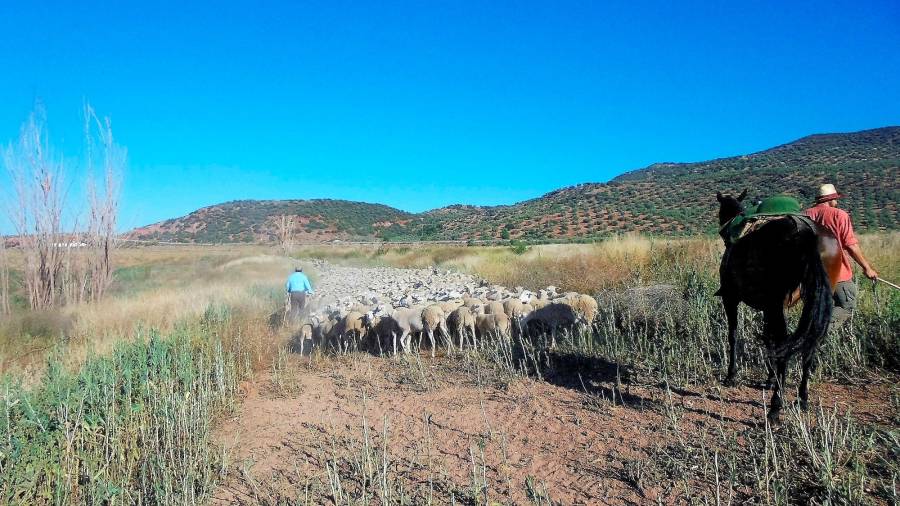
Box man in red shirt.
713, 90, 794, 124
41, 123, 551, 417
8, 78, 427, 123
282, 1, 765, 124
806, 184, 879, 326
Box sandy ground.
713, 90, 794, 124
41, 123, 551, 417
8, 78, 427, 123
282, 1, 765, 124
210, 352, 895, 505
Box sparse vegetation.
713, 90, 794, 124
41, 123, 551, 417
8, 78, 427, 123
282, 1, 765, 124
0, 234, 896, 503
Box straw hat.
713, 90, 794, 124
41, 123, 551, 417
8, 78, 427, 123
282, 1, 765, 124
815, 183, 844, 203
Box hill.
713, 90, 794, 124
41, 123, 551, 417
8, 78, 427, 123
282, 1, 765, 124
132, 127, 900, 243
130, 199, 413, 243
391, 126, 900, 241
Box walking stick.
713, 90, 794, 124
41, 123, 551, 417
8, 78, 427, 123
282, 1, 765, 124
875, 277, 900, 291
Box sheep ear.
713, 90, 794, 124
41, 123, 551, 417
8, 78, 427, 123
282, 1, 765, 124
716, 192, 723, 202
738, 189, 748, 202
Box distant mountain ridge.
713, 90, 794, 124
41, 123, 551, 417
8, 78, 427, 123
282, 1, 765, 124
130, 126, 900, 243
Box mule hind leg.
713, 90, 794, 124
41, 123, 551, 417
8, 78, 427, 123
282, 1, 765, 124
723, 296, 740, 386
798, 350, 817, 410
764, 307, 790, 422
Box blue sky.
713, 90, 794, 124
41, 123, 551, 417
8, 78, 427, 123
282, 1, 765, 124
1, 0, 898, 231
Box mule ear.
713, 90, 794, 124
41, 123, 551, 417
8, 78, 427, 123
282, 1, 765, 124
737, 189, 748, 202
716, 192, 723, 202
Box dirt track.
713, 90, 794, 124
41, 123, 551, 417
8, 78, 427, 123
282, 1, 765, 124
211, 351, 893, 505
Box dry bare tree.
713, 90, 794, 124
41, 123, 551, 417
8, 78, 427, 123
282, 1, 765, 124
2, 107, 68, 310
277, 214, 296, 254
83, 103, 125, 302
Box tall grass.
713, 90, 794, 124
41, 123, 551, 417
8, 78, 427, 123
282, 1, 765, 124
0, 246, 298, 503
0, 308, 246, 504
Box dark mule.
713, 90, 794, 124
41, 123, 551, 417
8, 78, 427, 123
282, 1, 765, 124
715, 190, 841, 421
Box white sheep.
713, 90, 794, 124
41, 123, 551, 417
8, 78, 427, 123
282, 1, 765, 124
483, 301, 506, 317
387, 306, 427, 355
421, 304, 449, 357
330, 311, 366, 353
447, 305, 477, 349
475, 312, 512, 342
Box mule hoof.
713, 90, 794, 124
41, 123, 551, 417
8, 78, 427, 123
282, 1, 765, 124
766, 409, 782, 425
722, 375, 738, 387
798, 399, 809, 411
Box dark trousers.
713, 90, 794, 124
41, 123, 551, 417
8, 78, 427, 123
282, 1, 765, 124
288, 291, 307, 323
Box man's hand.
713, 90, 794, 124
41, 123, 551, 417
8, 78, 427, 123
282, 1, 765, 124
846, 244, 878, 281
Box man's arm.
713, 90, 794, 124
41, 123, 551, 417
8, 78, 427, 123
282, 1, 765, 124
846, 243, 878, 280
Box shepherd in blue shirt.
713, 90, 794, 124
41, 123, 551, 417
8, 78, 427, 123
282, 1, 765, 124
286, 267, 314, 322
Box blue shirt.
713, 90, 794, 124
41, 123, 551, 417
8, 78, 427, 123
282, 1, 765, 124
286, 272, 313, 293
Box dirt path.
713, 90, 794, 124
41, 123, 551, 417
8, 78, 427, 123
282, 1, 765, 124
211, 352, 894, 505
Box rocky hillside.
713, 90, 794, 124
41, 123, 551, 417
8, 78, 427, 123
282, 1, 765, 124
132, 127, 900, 243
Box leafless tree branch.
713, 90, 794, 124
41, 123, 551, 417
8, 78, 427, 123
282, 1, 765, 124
277, 214, 296, 255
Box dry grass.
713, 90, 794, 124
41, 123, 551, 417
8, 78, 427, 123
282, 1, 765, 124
0, 245, 298, 381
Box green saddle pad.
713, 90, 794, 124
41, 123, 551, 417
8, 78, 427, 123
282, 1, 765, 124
746, 194, 802, 216
723, 195, 803, 244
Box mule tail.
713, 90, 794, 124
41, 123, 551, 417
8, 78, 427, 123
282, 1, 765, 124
777, 223, 833, 359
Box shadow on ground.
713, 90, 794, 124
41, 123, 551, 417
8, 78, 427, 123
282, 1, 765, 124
540, 351, 659, 409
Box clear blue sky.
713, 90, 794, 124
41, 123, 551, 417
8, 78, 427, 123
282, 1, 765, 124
1, 0, 898, 231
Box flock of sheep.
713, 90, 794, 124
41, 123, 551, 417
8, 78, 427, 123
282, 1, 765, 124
291, 287, 600, 357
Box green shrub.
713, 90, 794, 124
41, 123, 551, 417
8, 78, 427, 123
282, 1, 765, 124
509, 240, 529, 255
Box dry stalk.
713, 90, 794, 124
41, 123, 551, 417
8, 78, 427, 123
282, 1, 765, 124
0, 237, 9, 315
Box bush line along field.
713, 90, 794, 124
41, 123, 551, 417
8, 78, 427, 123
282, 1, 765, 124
129, 127, 900, 243
1, 234, 898, 504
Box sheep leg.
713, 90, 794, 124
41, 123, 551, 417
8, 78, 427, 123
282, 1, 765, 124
399, 329, 410, 354
427, 329, 436, 358
442, 323, 454, 353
